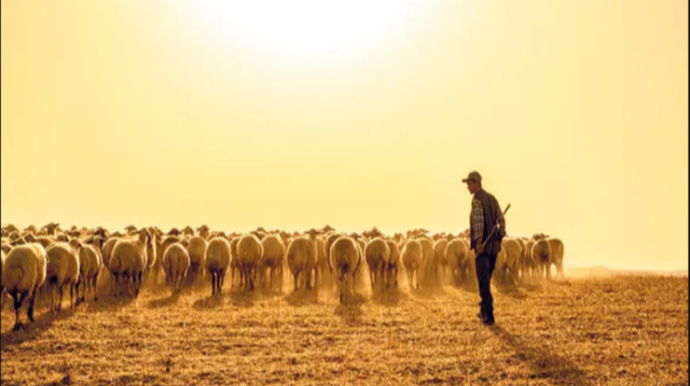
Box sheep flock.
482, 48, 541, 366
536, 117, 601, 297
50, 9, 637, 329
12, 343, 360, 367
0, 223, 564, 331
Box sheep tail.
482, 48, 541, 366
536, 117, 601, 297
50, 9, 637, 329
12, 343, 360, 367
340, 262, 348, 281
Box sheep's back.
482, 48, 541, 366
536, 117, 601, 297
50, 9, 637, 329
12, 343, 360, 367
205, 238, 231, 273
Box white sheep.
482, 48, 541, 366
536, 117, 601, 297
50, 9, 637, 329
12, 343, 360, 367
75, 242, 103, 303
230, 237, 242, 288
523, 239, 536, 279
109, 229, 150, 298
364, 237, 390, 291
329, 236, 360, 303
444, 238, 469, 286
314, 236, 331, 289
416, 237, 435, 287
2, 243, 47, 331
547, 237, 565, 279
501, 238, 523, 285
145, 233, 157, 281
186, 236, 208, 285
156, 235, 181, 285
258, 234, 285, 291
402, 240, 423, 290
237, 234, 264, 291
205, 237, 232, 295
531, 237, 552, 280
433, 239, 450, 282
286, 229, 319, 291
163, 242, 191, 297
384, 239, 401, 288
45, 243, 80, 311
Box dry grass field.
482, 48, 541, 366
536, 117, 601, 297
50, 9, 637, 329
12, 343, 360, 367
1, 275, 687, 386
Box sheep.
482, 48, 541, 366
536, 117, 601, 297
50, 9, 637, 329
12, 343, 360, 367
163, 243, 191, 297
444, 238, 469, 286
197, 225, 211, 240
384, 239, 401, 288
515, 238, 527, 279
314, 236, 330, 289
523, 239, 536, 279
205, 237, 232, 296
237, 234, 264, 291
73, 241, 103, 303
109, 229, 150, 298
417, 237, 435, 287
2, 244, 47, 331
32, 236, 55, 249
186, 236, 208, 285
230, 237, 242, 287
501, 238, 523, 285
2, 243, 12, 255
329, 236, 360, 303
286, 229, 319, 291
182, 226, 195, 237
42, 222, 61, 236
547, 238, 565, 279
45, 243, 80, 311
402, 240, 423, 290
433, 239, 450, 282
532, 238, 552, 280
258, 234, 285, 291
145, 233, 157, 282
354, 238, 367, 288
100, 237, 119, 293
155, 235, 181, 286
364, 238, 390, 291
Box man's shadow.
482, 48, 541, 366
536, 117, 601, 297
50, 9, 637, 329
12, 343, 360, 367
490, 325, 592, 386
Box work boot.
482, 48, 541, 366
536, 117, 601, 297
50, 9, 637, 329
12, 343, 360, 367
483, 310, 495, 326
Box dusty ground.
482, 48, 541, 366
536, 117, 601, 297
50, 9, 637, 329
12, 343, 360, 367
1, 276, 687, 386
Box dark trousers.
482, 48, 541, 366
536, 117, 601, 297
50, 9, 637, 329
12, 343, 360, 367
475, 251, 497, 317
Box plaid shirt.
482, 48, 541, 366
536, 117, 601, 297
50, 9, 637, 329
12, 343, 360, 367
471, 197, 484, 241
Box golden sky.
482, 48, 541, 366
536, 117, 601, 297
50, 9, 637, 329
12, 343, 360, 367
1, 1, 687, 271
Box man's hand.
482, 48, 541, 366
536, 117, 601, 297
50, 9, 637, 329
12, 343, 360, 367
476, 237, 484, 255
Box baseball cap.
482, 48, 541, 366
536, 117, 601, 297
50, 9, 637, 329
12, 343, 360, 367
462, 171, 482, 183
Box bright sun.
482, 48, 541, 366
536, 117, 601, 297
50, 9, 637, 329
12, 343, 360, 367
190, 0, 424, 58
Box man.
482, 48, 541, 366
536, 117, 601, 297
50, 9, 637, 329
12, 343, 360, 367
462, 171, 505, 326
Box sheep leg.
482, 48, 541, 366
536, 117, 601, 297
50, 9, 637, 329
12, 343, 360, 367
69, 284, 75, 309
369, 268, 375, 292
49, 283, 55, 312
220, 272, 227, 294
293, 271, 300, 291
58, 285, 64, 312
93, 273, 99, 302
27, 287, 38, 323
12, 292, 24, 331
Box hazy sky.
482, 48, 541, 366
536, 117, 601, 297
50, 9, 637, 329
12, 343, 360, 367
2, 1, 687, 271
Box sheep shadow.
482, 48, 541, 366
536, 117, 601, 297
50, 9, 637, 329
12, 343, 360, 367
148, 295, 180, 309
410, 284, 448, 300
490, 325, 592, 386
284, 289, 320, 307
495, 283, 528, 300
519, 282, 544, 293
334, 294, 365, 326
193, 295, 224, 310
1, 308, 75, 349
82, 295, 136, 314
227, 289, 256, 308
371, 287, 408, 307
